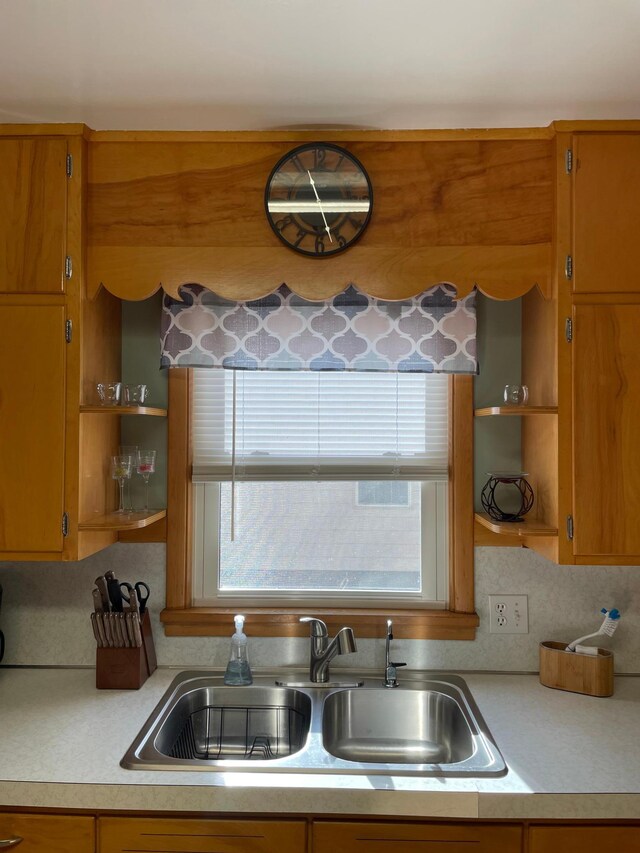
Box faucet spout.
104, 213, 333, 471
300, 618, 357, 683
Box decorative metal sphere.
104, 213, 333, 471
481, 473, 535, 523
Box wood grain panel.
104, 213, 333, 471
89, 140, 552, 247
313, 821, 522, 853
573, 133, 640, 294
88, 138, 552, 301
0, 813, 93, 852
87, 243, 551, 302
98, 816, 306, 853
573, 304, 640, 555
0, 138, 67, 294
0, 305, 66, 553
530, 824, 640, 853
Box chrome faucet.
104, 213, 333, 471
384, 619, 406, 688
300, 617, 357, 683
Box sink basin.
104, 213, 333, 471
122, 671, 506, 776
122, 676, 312, 768
322, 687, 474, 764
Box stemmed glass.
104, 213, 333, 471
119, 445, 138, 512
111, 455, 132, 514
136, 450, 156, 512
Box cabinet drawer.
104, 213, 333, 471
98, 817, 306, 853
0, 813, 94, 852
313, 820, 522, 853
530, 825, 640, 853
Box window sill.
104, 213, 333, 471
160, 607, 478, 640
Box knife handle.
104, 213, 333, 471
131, 613, 143, 648
94, 576, 111, 612
90, 613, 102, 647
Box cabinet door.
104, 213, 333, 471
313, 821, 522, 853
573, 304, 640, 557
573, 134, 640, 294
530, 825, 640, 853
98, 817, 306, 853
0, 138, 68, 294
0, 305, 66, 555
0, 813, 94, 852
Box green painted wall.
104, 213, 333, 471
473, 294, 522, 510
121, 293, 168, 511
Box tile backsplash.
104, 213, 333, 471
0, 544, 638, 673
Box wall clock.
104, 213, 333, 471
265, 143, 373, 257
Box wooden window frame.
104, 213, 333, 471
160, 369, 478, 640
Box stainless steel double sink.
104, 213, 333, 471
122, 671, 506, 776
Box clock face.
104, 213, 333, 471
265, 143, 373, 257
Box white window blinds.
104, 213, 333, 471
192, 369, 449, 482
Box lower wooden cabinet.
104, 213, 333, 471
530, 825, 640, 853
98, 817, 306, 853
313, 820, 522, 853
0, 813, 94, 852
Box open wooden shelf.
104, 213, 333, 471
78, 509, 166, 531
474, 511, 558, 538
474, 405, 558, 417
80, 405, 167, 417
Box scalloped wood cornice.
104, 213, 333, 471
88, 244, 551, 303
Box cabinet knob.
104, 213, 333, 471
0, 838, 23, 848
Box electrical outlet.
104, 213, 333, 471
488, 594, 529, 634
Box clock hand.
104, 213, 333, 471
307, 170, 333, 243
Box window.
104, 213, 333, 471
163, 368, 476, 640
191, 369, 449, 607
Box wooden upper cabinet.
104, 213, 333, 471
0, 137, 68, 294
572, 133, 640, 293
573, 303, 640, 557
0, 304, 67, 556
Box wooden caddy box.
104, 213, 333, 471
96, 610, 158, 690
539, 641, 614, 697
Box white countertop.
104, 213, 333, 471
0, 667, 639, 820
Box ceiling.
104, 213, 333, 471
2, 0, 640, 130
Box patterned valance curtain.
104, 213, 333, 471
160, 283, 477, 374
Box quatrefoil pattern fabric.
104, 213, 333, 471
161, 284, 477, 374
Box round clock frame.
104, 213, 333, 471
264, 142, 374, 258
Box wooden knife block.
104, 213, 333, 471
96, 611, 158, 690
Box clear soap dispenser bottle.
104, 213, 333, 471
224, 614, 253, 685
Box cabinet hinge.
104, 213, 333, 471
66, 153, 73, 178
62, 512, 69, 537
65, 319, 73, 343
566, 515, 574, 541
565, 317, 573, 343
565, 254, 573, 280
65, 256, 73, 279
565, 148, 573, 174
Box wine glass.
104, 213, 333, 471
111, 455, 132, 514
118, 445, 138, 511
136, 450, 156, 512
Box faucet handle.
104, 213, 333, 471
300, 616, 328, 638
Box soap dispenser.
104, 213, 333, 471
224, 614, 253, 685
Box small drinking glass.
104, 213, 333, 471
503, 384, 529, 406
97, 382, 122, 406
111, 455, 132, 514
123, 384, 149, 406
136, 450, 156, 512
118, 445, 138, 512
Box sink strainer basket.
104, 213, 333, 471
169, 704, 307, 761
